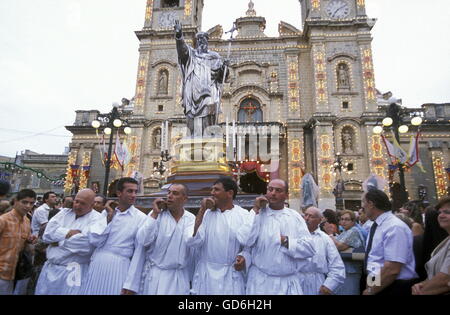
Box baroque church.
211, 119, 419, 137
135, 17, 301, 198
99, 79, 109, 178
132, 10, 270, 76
65, 0, 450, 211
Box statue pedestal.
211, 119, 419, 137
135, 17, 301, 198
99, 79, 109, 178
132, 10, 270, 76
167, 137, 232, 195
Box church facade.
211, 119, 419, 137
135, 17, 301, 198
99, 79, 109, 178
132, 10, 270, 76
65, 0, 450, 210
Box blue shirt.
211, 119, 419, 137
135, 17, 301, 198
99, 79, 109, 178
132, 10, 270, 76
366, 211, 418, 280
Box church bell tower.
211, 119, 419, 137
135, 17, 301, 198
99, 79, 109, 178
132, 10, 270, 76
126, 0, 204, 185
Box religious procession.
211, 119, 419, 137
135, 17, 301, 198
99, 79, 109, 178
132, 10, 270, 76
1, 1, 449, 297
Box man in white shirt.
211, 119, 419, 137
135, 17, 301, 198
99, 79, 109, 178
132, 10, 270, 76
82, 177, 147, 295
35, 189, 102, 295
31, 191, 58, 236
245, 179, 315, 295
136, 183, 195, 295
187, 176, 253, 295
300, 207, 345, 295
362, 189, 419, 295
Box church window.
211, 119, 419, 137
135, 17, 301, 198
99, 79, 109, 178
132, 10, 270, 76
238, 98, 263, 123
435, 105, 445, 118
161, 0, 179, 8
158, 105, 164, 112
342, 101, 349, 109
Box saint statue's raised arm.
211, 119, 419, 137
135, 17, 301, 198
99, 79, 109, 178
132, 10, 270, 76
175, 20, 229, 136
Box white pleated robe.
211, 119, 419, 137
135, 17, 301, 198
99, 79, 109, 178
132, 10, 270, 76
82, 206, 147, 295
35, 208, 102, 295
186, 205, 254, 295
135, 210, 196, 295
298, 228, 346, 295
245, 207, 315, 295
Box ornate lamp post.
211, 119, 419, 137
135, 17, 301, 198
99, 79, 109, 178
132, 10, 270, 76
155, 150, 172, 176
92, 105, 132, 196
373, 100, 423, 207
333, 153, 347, 210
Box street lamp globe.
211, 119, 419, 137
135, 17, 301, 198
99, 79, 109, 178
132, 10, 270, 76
382, 117, 393, 127
104, 127, 112, 135
373, 126, 383, 134
124, 127, 132, 135
92, 120, 101, 129
399, 125, 409, 134
411, 116, 423, 126
113, 119, 123, 128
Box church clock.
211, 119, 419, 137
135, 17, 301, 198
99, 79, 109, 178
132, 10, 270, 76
326, 0, 351, 19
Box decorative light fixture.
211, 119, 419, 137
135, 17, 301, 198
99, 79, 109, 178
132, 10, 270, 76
113, 119, 123, 128
92, 120, 101, 129
104, 127, 112, 135
382, 117, 393, 127
124, 127, 132, 135
411, 116, 423, 126
398, 125, 409, 134
373, 126, 383, 135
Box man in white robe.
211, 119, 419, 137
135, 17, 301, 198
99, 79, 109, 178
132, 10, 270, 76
35, 189, 101, 295
187, 176, 253, 295
82, 177, 147, 295
245, 179, 315, 295
299, 207, 345, 295
135, 184, 195, 295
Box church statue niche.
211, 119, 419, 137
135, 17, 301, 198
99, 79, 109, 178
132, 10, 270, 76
161, 0, 179, 8
238, 98, 263, 123
157, 69, 169, 95
152, 128, 162, 150
337, 63, 350, 89
341, 127, 355, 154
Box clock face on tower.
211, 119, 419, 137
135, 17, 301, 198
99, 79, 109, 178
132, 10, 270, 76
326, 0, 351, 19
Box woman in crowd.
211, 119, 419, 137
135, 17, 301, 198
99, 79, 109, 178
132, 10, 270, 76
329, 210, 365, 295
399, 201, 424, 236
412, 197, 450, 295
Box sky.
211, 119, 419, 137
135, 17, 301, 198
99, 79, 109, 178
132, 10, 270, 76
0, 0, 449, 158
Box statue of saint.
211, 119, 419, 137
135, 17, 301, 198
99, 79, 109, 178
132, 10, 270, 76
158, 71, 168, 95
342, 129, 353, 154
153, 129, 161, 150
174, 20, 229, 136
337, 64, 350, 89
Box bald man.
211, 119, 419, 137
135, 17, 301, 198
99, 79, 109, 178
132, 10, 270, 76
299, 207, 345, 295
35, 189, 102, 295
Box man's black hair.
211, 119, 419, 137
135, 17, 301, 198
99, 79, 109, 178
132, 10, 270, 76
17, 189, 37, 201
364, 189, 392, 212
116, 177, 139, 192
43, 191, 56, 203
0, 180, 10, 196
214, 176, 238, 200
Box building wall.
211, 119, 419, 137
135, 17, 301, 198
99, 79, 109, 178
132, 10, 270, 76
64, 1, 450, 207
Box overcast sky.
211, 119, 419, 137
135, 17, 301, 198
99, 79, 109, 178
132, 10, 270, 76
0, 0, 449, 158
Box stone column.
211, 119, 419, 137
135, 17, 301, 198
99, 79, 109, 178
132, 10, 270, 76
314, 122, 336, 210
287, 121, 306, 211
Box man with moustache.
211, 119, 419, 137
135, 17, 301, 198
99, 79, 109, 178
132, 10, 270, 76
135, 184, 195, 295
245, 179, 315, 295
35, 189, 102, 295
